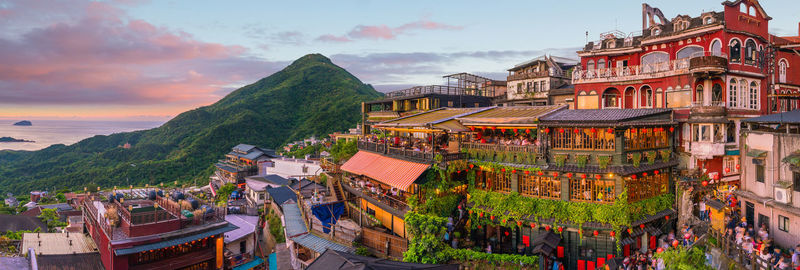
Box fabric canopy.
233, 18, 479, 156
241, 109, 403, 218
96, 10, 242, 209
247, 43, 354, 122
311, 202, 345, 234
341, 151, 430, 191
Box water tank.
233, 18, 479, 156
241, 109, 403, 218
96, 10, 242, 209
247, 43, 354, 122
148, 190, 157, 200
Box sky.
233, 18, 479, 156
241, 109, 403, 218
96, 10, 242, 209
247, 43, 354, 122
0, 0, 798, 120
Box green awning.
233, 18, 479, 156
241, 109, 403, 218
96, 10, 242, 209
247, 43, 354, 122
114, 224, 238, 256
746, 149, 767, 158
725, 149, 740, 156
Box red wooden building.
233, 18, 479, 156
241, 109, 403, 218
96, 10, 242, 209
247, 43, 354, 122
571, 0, 800, 185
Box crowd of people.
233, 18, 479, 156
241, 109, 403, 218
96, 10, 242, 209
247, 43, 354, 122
723, 214, 797, 269
362, 134, 449, 152
471, 132, 539, 146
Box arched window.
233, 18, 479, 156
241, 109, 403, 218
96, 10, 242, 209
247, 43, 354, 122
779, 60, 788, 83
728, 79, 738, 107
696, 85, 704, 105
712, 83, 723, 104
711, 40, 722, 56
745, 39, 757, 64
739, 79, 748, 108
655, 88, 663, 108
641, 86, 653, 107
652, 27, 662, 36
641, 52, 669, 72
603, 88, 620, 108
749, 6, 755, 16
587, 60, 595, 70
729, 40, 741, 63
598, 59, 606, 69
740, 4, 746, 13
704, 17, 714, 25
677, 46, 703, 59
749, 81, 759, 110
624, 87, 636, 109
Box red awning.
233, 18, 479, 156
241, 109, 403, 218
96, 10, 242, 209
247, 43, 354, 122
340, 151, 430, 191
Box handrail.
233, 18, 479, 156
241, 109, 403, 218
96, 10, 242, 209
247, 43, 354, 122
384, 85, 495, 98
573, 53, 728, 84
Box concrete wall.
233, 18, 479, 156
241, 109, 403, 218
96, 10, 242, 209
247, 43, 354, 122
265, 158, 322, 179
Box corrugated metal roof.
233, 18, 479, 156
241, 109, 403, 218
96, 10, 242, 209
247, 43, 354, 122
283, 203, 307, 238
291, 234, 353, 254
266, 186, 296, 205
377, 108, 484, 127
742, 109, 800, 123
340, 151, 429, 191
114, 224, 237, 256
224, 215, 259, 243
457, 105, 565, 126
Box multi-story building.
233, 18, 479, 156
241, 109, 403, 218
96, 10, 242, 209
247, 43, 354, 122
569, 0, 797, 185
737, 110, 800, 249
361, 73, 505, 129
83, 193, 232, 270
503, 55, 578, 107
215, 144, 277, 184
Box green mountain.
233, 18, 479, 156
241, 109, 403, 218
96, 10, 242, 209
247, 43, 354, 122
0, 54, 382, 194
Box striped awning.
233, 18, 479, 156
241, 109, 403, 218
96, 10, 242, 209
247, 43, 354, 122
340, 151, 430, 191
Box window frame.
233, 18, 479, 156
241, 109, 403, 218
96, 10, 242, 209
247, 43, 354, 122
728, 79, 738, 107
755, 163, 765, 183
778, 215, 789, 232
729, 39, 742, 63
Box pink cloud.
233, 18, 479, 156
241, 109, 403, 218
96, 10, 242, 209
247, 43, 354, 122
317, 18, 462, 42
0, 0, 284, 111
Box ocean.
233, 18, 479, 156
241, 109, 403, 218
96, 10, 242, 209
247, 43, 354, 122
0, 120, 164, 151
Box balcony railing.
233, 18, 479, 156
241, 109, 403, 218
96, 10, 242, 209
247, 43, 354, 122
688, 52, 728, 73
357, 140, 466, 164
342, 180, 410, 214
573, 59, 690, 84
385, 85, 495, 98
461, 142, 543, 165
507, 70, 555, 81
690, 142, 726, 159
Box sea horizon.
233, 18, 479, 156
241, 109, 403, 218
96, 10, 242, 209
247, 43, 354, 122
0, 119, 165, 151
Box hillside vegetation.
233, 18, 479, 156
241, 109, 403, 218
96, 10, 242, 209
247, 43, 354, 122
0, 54, 382, 194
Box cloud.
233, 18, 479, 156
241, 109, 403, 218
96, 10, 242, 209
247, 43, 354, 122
0, 0, 286, 109
317, 18, 463, 42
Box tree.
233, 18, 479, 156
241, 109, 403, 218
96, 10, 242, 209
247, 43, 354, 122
654, 247, 712, 270
38, 208, 66, 231
330, 139, 357, 163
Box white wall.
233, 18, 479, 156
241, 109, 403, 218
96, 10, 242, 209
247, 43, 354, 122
265, 157, 322, 179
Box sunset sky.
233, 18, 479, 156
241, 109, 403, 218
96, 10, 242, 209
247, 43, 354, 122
1, 0, 798, 120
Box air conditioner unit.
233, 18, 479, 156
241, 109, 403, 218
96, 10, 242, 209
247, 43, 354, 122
774, 187, 792, 204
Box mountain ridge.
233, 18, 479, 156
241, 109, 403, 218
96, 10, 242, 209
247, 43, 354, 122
0, 53, 382, 194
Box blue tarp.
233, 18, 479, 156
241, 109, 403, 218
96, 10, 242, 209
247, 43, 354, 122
311, 202, 344, 234
232, 256, 264, 270
268, 253, 277, 270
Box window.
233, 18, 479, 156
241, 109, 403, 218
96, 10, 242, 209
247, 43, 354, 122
587, 60, 595, 70
779, 60, 788, 83
240, 240, 247, 254
739, 79, 748, 108
695, 85, 704, 105
778, 215, 789, 232
642, 87, 653, 107
728, 79, 738, 107
641, 52, 669, 71
749, 6, 755, 16
651, 28, 661, 36
529, 82, 535, 92
516, 83, 523, 94
540, 81, 545, 91
749, 81, 759, 110
667, 88, 691, 108
598, 59, 607, 69
626, 173, 669, 202
793, 171, 800, 192
677, 46, 703, 59
758, 214, 769, 231
655, 88, 663, 108
745, 39, 757, 65
711, 40, 722, 56
570, 177, 615, 203
603, 88, 620, 108
756, 163, 765, 183
712, 84, 723, 104
723, 156, 740, 175
704, 17, 713, 25
519, 175, 560, 200
730, 40, 741, 63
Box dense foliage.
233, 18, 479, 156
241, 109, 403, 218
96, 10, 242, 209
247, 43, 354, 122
266, 208, 286, 243
654, 247, 713, 270
0, 54, 382, 194
38, 208, 67, 231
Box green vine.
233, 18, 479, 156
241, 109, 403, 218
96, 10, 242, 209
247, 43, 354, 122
597, 155, 612, 169
660, 149, 672, 163
631, 153, 642, 167
645, 151, 657, 165
576, 155, 589, 168
554, 154, 568, 167
469, 161, 541, 176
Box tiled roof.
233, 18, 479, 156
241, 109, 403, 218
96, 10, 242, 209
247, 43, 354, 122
456, 105, 566, 126
266, 186, 296, 205
114, 224, 237, 256
282, 203, 353, 254
742, 109, 800, 124
224, 215, 259, 243
36, 253, 105, 270
540, 108, 671, 123
377, 107, 484, 128
0, 214, 45, 232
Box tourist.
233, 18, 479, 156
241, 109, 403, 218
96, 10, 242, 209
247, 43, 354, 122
758, 224, 769, 241
485, 243, 492, 254
759, 249, 773, 268
791, 245, 800, 268
775, 256, 790, 270
697, 199, 707, 221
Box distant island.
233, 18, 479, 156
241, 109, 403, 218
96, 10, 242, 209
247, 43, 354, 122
13, 120, 32, 126
0, 137, 35, 143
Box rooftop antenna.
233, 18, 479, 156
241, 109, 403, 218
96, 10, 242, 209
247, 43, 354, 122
585, 31, 589, 43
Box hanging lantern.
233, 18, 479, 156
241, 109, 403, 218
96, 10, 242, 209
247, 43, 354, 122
558, 227, 564, 233
500, 128, 506, 133
501, 168, 506, 172
511, 169, 517, 174
526, 129, 531, 134
457, 170, 461, 173
458, 205, 462, 210
469, 164, 474, 169
504, 231, 509, 236
530, 223, 536, 229
559, 128, 565, 133
627, 228, 632, 234
593, 230, 599, 236
545, 225, 551, 231
514, 128, 518, 133
672, 240, 680, 247
610, 231, 616, 237
470, 126, 475, 131
631, 174, 637, 180
525, 170, 531, 175
566, 173, 573, 178
654, 170, 659, 175
643, 172, 648, 176
657, 247, 664, 253
469, 210, 473, 215
725, 167, 730, 173
736, 164, 740, 170
640, 224, 645, 229
465, 169, 469, 172
701, 180, 709, 187
573, 128, 580, 134
591, 127, 597, 133
536, 171, 542, 176
607, 128, 614, 133
665, 215, 670, 220
490, 215, 495, 221
581, 174, 587, 179
630, 128, 637, 133
517, 221, 523, 227
478, 225, 482, 229
544, 128, 550, 133
595, 174, 602, 180
492, 126, 497, 131
553, 172, 559, 177
669, 127, 674, 132
480, 212, 484, 218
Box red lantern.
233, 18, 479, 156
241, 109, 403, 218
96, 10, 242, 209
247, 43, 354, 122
559, 128, 565, 133
511, 169, 517, 174
470, 126, 475, 131
725, 167, 730, 173
581, 174, 587, 179
566, 173, 573, 178
536, 171, 542, 176
500, 128, 506, 133
643, 172, 648, 176
701, 180, 708, 187
573, 128, 580, 134
480, 212, 484, 218
610, 231, 616, 237
504, 231, 509, 236
595, 174, 601, 180
654, 170, 659, 175
526, 129, 531, 134
553, 172, 559, 177
530, 223, 536, 229
457, 170, 461, 173
657, 247, 664, 253
672, 240, 680, 247
669, 127, 674, 132
593, 230, 599, 236
558, 227, 563, 233
478, 225, 482, 229
517, 221, 523, 227
545, 225, 551, 231
469, 164, 474, 169
736, 164, 740, 170
665, 215, 670, 220
640, 224, 645, 229
544, 128, 550, 133
501, 168, 506, 172
465, 169, 469, 172
631, 175, 637, 180
627, 228, 632, 234
607, 128, 613, 133
490, 215, 495, 221
458, 205, 462, 210
492, 126, 497, 131
514, 128, 518, 133
591, 127, 597, 133
469, 210, 473, 215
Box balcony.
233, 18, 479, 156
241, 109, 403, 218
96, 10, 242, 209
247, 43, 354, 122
507, 70, 552, 81
357, 140, 466, 164
689, 102, 727, 123
341, 179, 410, 216
690, 142, 726, 159
384, 85, 495, 98
461, 142, 543, 165
573, 59, 689, 84
689, 53, 727, 75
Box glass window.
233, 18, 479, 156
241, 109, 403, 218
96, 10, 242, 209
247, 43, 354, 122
779, 60, 788, 83
667, 89, 691, 108
793, 171, 800, 192
641, 52, 669, 68
728, 79, 738, 107
739, 79, 748, 108
711, 40, 722, 56
756, 164, 765, 183
598, 59, 606, 69
749, 82, 759, 110
779, 215, 789, 232
587, 60, 595, 70
677, 46, 703, 59
696, 85, 704, 105
730, 40, 741, 63
745, 40, 757, 64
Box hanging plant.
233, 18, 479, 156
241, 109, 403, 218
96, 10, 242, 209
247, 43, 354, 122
660, 149, 672, 163
516, 153, 527, 164
529, 152, 538, 165
554, 154, 568, 167
504, 151, 515, 163
631, 153, 642, 167
576, 155, 589, 168
598, 155, 612, 169
645, 151, 657, 165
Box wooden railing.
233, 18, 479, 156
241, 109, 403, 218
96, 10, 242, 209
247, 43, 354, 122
357, 140, 466, 164
461, 142, 543, 164
360, 227, 408, 260
706, 228, 779, 270
385, 85, 495, 98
